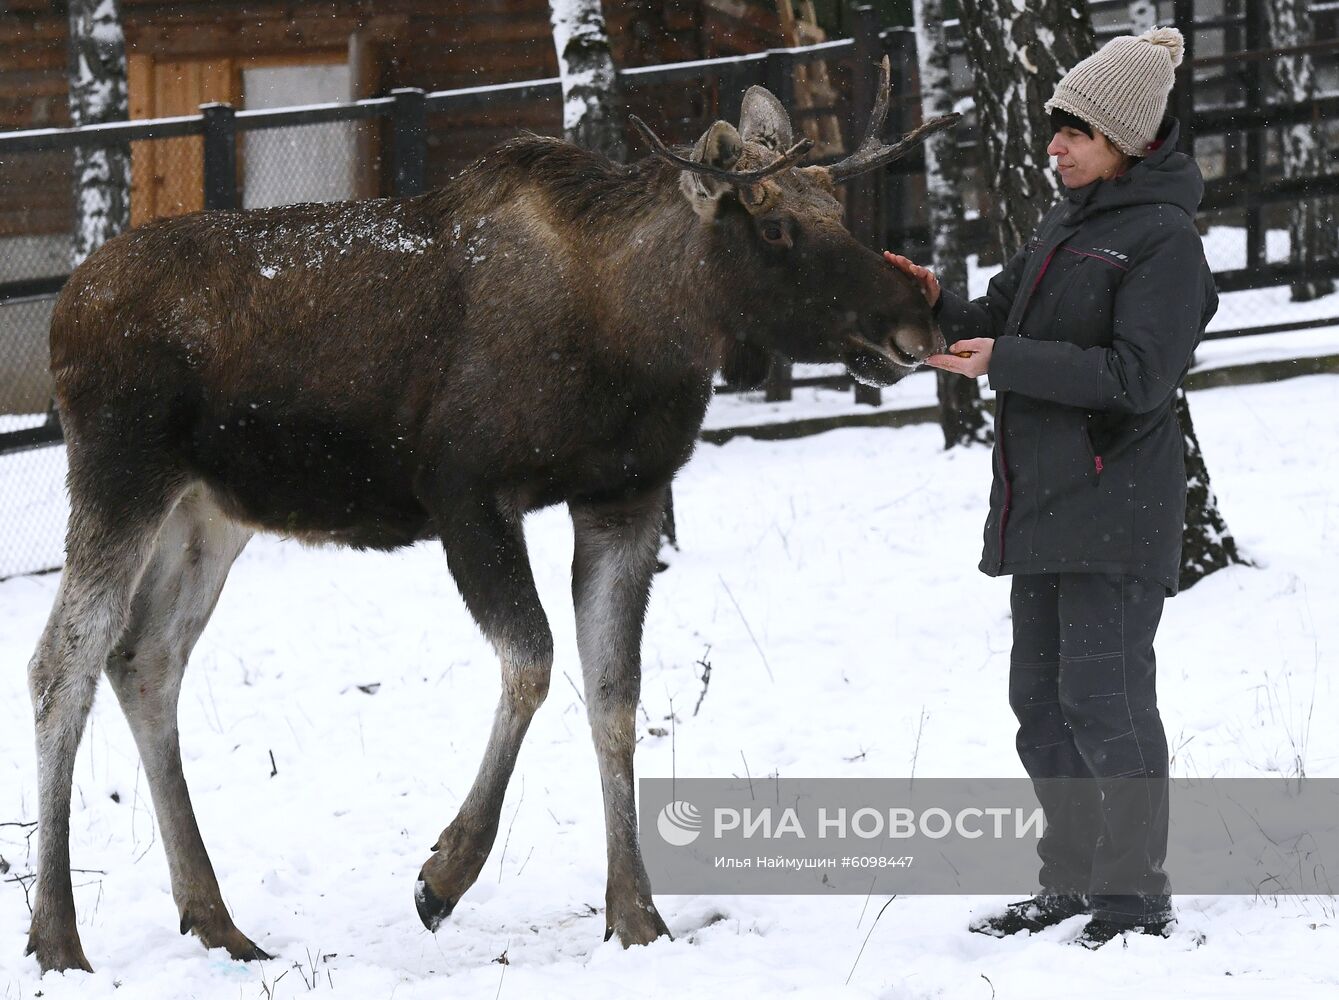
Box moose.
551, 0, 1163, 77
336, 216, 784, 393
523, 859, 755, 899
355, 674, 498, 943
24, 60, 958, 972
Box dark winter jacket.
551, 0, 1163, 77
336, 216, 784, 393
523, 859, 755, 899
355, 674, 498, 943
935, 118, 1218, 594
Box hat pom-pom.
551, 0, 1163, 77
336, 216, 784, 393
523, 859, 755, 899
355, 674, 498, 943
1142, 26, 1185, 67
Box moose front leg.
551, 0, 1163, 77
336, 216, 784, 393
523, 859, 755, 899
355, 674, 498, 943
570, 490, 672, 947
416, 492, 553, 931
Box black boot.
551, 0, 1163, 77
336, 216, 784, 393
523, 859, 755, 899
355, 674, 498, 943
1074, 916, 1179, 949
968, 893, 1089, 938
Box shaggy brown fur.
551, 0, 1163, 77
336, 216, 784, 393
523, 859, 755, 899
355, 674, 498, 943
27, 113, 938, 973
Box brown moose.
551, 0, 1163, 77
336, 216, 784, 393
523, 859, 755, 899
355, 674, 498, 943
23, 62, 956, 972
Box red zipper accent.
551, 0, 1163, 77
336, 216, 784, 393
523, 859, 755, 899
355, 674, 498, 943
995, 246, 1057, 570
1094, 454, 1104, 474
1030, 247, 1057, 293
998, 406, 1012, 568
1060, 245, 1130, 271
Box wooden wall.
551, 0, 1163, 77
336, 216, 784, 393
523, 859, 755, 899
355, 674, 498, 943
0, 0, 783, 237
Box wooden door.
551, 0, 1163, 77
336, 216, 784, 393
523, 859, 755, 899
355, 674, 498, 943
128, 54, 240, 224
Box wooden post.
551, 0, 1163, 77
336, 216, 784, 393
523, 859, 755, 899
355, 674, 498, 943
766, 44, 796, 113
349, 30, 385, 199
719, 62, 745, 125
849, 6, 882, 406
1172, 0, 1196, 158
1243, 1, 1265, 270
778, 0, 845, 157
885, 27, 914, 258
848, 6, 878, 240
1223, 0, 1242, 176
391, 87, 426, 197
201, 102, 239, 211
764, 50, 795, 403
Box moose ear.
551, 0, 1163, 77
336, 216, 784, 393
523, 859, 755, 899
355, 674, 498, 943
693, 119, 743, 170
739, 86, 794, 151
680, 120, 744, 217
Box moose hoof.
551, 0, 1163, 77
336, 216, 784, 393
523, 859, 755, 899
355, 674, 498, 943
605, 900, 672, 948
414, 876, 457, 932
25, 928, 93, 975
181, 911, 273, 962
415, 836, 489, 933
225, 938, 274, 962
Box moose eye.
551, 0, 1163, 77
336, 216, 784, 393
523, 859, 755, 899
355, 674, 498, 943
762, 221, 788, 245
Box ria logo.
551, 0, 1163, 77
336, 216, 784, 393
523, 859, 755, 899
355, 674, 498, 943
656, 800, 703, 846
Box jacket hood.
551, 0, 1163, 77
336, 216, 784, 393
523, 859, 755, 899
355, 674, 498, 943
1062, 118, 1204, 223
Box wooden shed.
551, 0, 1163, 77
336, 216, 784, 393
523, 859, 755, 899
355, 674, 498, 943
1, 0, 790, 231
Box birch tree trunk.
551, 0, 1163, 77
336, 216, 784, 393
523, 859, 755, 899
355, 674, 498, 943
954, 0, 1094, 256
549, 0, 684, 555
1176, 388, 1246, 589
548, 0, 626, 162
912, 0, 990, 448
67, 0, 130, 267
1265, 0, 1336, 302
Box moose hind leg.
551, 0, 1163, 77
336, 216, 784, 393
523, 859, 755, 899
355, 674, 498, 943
416, 493, 553, 930
571, 490, 671, 947
25, 469, 184, 973
100, 487, 267, 961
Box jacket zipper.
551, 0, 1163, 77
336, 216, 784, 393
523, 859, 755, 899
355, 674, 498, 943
995, 243, 1060, 572
996, 395, 1011, 568
1082, 428, 1104, 485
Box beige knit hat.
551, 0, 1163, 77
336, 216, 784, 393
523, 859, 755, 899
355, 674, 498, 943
1045, 26, 1185, 157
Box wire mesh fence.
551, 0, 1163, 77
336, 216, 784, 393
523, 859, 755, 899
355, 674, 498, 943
0, 437, 67, 581
242, 119, 361, 209
0, 144, 69, 579
0, 149, 71, 278
0, 133, 208, 580
0, 298, 57, 417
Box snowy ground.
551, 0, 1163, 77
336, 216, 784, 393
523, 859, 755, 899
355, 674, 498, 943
2, 372, 1337, 999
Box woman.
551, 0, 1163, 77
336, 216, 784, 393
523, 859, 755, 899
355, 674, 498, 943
886, 26, 1217, 948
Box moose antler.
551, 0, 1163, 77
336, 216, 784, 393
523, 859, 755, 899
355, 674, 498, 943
826, 55, 962, 185
629, 114, 814, 186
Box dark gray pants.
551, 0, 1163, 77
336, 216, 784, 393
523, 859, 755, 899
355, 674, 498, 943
1009, 572, 1172, 926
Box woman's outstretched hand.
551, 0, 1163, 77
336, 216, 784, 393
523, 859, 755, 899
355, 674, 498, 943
883, 251, 991, 377
925, 337, 993, 378
883, 250, 941, 307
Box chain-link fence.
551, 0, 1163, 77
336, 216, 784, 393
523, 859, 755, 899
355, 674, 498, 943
242, 119, 361, 209
0, 132, 207, 579
0, 441, 67, 581
0, 148, 69, 415
1, 144, 69, 579
0, 105, 373, 577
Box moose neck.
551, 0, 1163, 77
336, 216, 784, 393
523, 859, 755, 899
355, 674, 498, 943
444, 139, 734, 380
588, 165, 732, 375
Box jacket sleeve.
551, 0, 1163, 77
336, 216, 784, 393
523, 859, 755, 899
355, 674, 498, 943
934, 238, 1031, 344
987, 224, 1208, 413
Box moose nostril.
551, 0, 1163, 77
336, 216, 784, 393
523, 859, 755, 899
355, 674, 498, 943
889, 327, 933, 363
